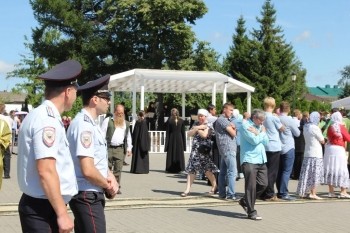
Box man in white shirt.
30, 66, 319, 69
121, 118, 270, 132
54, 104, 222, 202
101, 104, 132, 194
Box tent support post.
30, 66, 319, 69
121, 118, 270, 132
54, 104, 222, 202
132, 77, 137, 123
140, 80, 145, 110
223, 82, 228, 104
212, 83, 216, 105
182, 93, 186, 119
247, 91, 251, 113
110, 91, 115, 114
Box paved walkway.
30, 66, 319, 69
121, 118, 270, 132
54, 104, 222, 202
1, 151, 350, 232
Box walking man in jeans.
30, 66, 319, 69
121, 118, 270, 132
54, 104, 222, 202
214, 103, 237, 200
239, 109, 268, 220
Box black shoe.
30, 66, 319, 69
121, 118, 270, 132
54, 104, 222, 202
3, 175, 10, 179
238, 198, 247, 214
123, 161, 129, 166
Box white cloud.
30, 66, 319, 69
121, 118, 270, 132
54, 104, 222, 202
295, 30, 311, 42
0, 60, 15, 75
213, 32, 223, 40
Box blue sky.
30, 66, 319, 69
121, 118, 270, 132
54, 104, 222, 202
1, 0, 350, 91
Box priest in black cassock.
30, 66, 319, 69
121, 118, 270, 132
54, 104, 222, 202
165, 108, 186, 173
130, 111, 150, 174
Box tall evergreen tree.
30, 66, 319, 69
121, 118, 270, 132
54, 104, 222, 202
224, 16, 253, 85
250, 0, 302, 105
225, 0, 307, 108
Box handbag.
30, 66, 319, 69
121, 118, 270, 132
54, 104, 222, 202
197, 140, 212, 155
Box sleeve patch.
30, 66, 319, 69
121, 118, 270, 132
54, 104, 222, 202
80, 131, 92, 148
43, 127, 56, 147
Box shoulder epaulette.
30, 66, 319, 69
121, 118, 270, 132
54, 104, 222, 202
46, 106, 55, 118
84, 114, 90, 123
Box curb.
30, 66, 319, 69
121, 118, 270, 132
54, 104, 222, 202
2, 195, 350, 216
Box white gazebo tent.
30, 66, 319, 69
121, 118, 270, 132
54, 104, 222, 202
108, 69, 255, 120
331, 96, 350, 110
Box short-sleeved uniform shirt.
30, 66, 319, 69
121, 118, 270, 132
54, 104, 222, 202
17, 100, 78, 203
67, 109, 108, 192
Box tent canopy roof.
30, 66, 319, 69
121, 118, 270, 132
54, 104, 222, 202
109, 69, 255, 94
332, 96, 350, 110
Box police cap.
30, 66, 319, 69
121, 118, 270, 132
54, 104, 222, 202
38, 60, 82, 87
78, 74, 111, 100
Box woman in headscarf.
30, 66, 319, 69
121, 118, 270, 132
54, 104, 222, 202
296, 111, 325, 199
323, 111, 350, 198
180, 109, 219, 197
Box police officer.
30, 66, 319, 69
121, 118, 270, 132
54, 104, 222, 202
17, 60, 81, 233
67, 74, 118, 233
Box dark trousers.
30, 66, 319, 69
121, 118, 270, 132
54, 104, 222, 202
19, 193, 59, 233
262, 151, 281, 199
236, 146, 242, 174
69, 191, 106, 233
291, 152, 304, 180
242, 163, 268, 216
3, 147, 11, 177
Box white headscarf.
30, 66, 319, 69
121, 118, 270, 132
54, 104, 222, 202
330, 111, 343, 135
309, 111, 320, 126
304, 111, 320, 132
197, 109, 208, 117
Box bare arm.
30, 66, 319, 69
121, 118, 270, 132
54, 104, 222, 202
79, 156, 111, 189
37, 158, 74, 233
187, 124, 206, 137
226, 122, 236, 137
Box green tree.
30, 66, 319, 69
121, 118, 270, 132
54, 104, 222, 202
10, 0, 207, 119
224, 0, 307, 109
29, 0, 207, 81
6, 37, 46, 107
224, 16, 255, 107
168, 40, 223, 113
251, 0, 306, 103
233, 97, 244, 113
339, 82, 350, 99
338, 65, 350, 88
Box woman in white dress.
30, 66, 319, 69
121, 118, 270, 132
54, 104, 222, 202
296, 112, 325, 199
323, 111, 350, 198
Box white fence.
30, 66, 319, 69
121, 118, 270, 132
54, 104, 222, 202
148, 131, 193, 153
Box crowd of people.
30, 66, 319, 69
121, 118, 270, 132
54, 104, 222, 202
174, 97, 350, 221
1, 59, 350, 231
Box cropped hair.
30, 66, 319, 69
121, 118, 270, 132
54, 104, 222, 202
251, 109, 266, 121
279, 101, 290, 113
263, 97, 276, 109
223, 102, 234, 109
207, 104, 216, 112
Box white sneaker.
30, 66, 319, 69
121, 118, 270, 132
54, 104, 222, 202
328, 193, 337, 198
